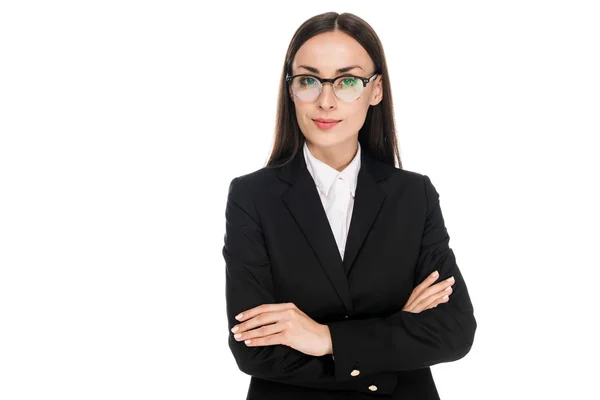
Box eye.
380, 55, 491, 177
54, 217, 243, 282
340, 77, 358, 87
299, 76, 318, 86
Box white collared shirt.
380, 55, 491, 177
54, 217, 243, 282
303, 141, 361, 260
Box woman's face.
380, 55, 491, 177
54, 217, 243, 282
289, 30, 383, 151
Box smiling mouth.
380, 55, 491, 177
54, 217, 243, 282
312, 119, 341, 123
312, 119, 341, 129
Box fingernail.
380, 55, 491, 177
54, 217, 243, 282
235, 313, 243, 320
443, 295, 449, 300
432, 271, 439, 277
231, 326, 239, 333
234, 333, 242, 339
245, 340, 252, 345
445, 286, 452, 291
447, 276, 454, 282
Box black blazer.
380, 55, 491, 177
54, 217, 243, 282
223, 146, 477, 400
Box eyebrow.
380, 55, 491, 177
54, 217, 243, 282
297, 64, 364, 75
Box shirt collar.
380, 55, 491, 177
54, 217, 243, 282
303, 141, 361, 197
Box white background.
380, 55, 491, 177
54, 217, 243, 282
1, 1, 599, 399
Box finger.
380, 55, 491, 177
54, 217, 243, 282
244, 332, 285, 347
426, 292, 451, 310
412, 270, 440, 298
233, 310, 282, 333
413, 276, 455, 305
404, 271, 441, 311
234, 321, 284, 342
404, 271, 440, 309
405, 292, 450, 314
413, 286, 453, 312
235, 302, 296, 322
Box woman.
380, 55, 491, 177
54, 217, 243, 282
223, 12, 476, 400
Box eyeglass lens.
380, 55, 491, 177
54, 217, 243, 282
291, 76, 365, 102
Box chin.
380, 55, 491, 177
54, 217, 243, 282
306, 133, 351, 148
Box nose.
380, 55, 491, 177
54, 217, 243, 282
317, 82, 337, 110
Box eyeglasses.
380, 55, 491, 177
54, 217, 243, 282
285, 72, 379, 103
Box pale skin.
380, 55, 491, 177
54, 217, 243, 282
231, 271, 455, 356
231, 31, 454, 356
289, 30, 383, 173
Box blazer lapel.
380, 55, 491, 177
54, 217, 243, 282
280, 151, 353, 314
279, 144, 390, 314
342, 150, 387, 275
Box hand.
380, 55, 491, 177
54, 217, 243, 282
402, 271, 455, 313
231, 302, 332, 357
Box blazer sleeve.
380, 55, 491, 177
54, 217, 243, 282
326, 174, 477, 381
223, 176, 399, 395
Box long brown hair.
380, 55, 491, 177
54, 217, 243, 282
265, 12, 402, 169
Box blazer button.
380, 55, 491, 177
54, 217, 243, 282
350, 369, 360, 376
344, 315, 349, 318
368, 385, 378, 391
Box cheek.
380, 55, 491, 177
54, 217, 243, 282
344, 106, 369, 127
293, 105, 311, 124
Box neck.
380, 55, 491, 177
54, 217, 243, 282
306, 139, 359, 172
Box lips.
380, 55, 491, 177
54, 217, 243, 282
313, 118, 341, 123
312, 118, 341, 130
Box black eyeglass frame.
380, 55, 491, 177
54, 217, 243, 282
285, 71, 380, 101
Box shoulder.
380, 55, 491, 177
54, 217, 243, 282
368, 156, 429, 186
392, 166, 425, 182
229, 164, 280, 187
226, 164, 281, 202
368, 157, 439, 201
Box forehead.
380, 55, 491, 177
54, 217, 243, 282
291, 31, 373, 75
